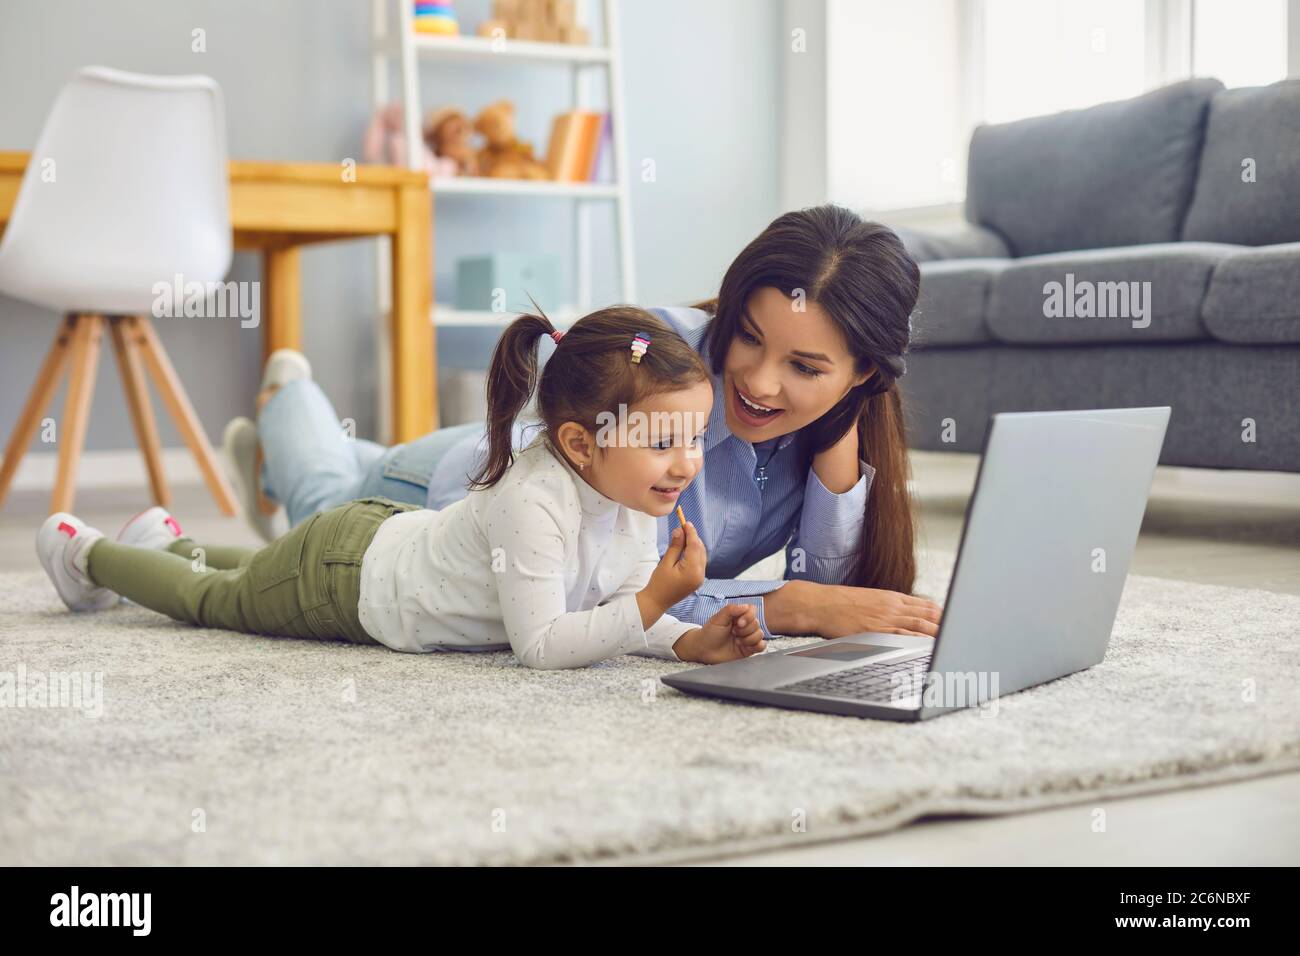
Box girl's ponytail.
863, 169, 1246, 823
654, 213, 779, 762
469, 312, 556, 489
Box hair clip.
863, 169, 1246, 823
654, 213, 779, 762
630, 332, 651, 364
550, 330, 564, 344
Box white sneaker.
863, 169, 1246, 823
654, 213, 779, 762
114, 507, 185, 605
36, 513, 119, 612
222, 417, 285, 543
261, 349, 312, 392
116, 505, 185, 551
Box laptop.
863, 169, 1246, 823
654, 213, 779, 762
661, 406, 1171, 720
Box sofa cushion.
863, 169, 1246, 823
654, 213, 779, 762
1202, 242, 1300, 344
965, 78, 1223, 257
985, 243, 1240, 345
893, 223, 1010, 263
1182, 79, 1300, 246
911, 259, 1008, 347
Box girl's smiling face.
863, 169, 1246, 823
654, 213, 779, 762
556, 379, 714, 518
722, 286, 872, 443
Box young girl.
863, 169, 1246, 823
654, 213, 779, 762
36, 307, 765, 669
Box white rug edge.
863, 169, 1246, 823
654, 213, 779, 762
593, 758, 1300, 867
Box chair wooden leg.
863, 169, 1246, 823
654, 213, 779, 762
126, 315, 239, 516
0, 315, 78, 509
108, 316, 170, 507
51, 314, 104, 514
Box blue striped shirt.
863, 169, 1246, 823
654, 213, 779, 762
424, 306, 873, 638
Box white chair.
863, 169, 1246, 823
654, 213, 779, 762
0, 65, 238, 515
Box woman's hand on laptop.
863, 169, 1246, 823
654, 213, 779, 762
673, 604, 766, 664
765, 580, 942, 639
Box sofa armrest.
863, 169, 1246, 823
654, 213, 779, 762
892, 222, 1012, 263
1201, 241, 1300, 344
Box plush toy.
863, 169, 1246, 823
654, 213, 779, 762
477, 0, 589, 44
424, 106, 479, 176
363, 102, 457, 178
473, 100, 549, 180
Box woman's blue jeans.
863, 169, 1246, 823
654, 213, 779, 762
257, 380, 484, 527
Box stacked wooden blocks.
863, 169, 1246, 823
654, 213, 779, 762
478, 0, 590, 45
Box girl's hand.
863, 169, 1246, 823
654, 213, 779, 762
643, 521, 706, 611
674, 604, 766, 664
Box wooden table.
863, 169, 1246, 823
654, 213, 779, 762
0, 151, 437, 442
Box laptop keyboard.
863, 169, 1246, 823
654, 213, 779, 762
777, 655, 932, 703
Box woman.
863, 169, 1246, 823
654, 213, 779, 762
224, 205, 942, 641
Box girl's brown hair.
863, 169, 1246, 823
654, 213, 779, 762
470, 305, 711, 489
696, 205, 921, 594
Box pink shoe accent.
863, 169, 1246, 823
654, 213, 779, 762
57, 521, 76, 538
164, 516, 183, 537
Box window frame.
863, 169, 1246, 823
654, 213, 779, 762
809, 0, 1298, 221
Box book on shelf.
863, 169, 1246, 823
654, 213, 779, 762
544, 110, 608, 182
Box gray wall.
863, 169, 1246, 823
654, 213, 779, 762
0, 0, 781, 453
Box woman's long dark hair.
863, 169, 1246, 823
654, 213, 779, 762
470, 306, 711, 489
698, 205, 921, 594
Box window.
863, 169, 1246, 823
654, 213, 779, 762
980, 0, 1147, 125
1192, 0, 1288, 89
824, 0, 1292, 214
826, 0, 965, 212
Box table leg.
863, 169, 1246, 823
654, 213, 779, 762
390, 184, 436, 441
262, 245, 303, 359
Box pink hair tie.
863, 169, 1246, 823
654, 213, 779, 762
550, 330, 564, 343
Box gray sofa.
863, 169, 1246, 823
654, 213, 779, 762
895, 77, 1300, 473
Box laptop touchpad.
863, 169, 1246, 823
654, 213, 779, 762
789, 643, 899, 663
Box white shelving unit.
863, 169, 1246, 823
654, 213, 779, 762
431, 176, 619, 199
433, 305, 583, 329
381, 32, 614, 64
370, 0, 636, 331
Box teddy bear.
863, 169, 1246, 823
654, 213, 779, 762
363, 102, 457, 178
424, 107, 479, 176
473, 100, 549, 180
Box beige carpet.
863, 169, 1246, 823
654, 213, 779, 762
1, 551, 1297, 866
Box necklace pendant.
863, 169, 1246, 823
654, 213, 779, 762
755, 466, 768, 492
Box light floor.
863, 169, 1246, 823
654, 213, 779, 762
2, 451, 1297, 866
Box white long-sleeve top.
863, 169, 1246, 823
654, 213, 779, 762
356, 438, 695, 668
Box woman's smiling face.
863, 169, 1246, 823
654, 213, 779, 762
721, 286, 871, 442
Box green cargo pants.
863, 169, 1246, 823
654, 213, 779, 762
87, 496, 419, 643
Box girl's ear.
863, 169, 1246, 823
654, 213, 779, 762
554, 421, 593, 469
853, 367, 876, 389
